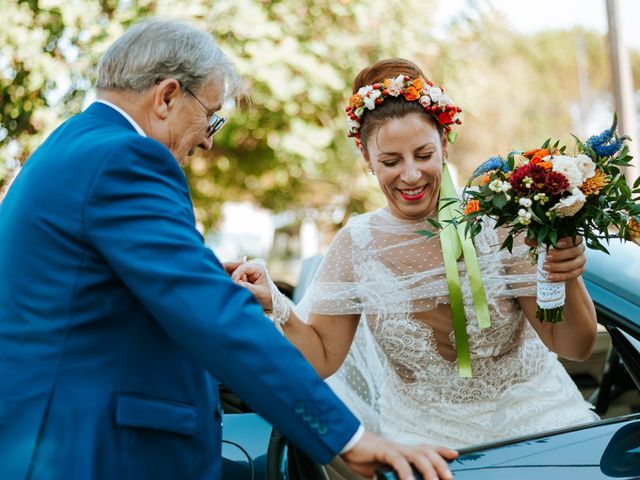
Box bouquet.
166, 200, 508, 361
460, 116, 640, 323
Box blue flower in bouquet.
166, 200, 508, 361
586, 115, 626, 157
469, 156, 509, 182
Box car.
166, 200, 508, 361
221, 239, 640, 480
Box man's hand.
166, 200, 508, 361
223, 260, 273, 312
340, 431, 457, 480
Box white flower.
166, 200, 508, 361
347, 118, 360, 134
519, 197, 532, 207
386, 75, 406, 97
419, 95, 432, 107
518, 208, 531, 219
575, 153, 596, 181
438, 94, 451, 107
357, 85, 374, 97
452, 111, 463, 123
428, 86, 443, 102
489, 179, 503, 192
517, 208, 532, 225
357, 86, 382, 110
551, 155, 583, 190
500, 182, 511, 192
550, 188, 586, 217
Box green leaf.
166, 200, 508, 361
501, 234, 514, 253
536, 225, 549, 245
426, 218, 442, 229
492, 194, 508, 209
416, 229, 438, 238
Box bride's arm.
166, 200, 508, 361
517, 236, 597, 361
282, 310, 360, 379
224, 260, 359, 378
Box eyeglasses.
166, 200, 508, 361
183, 86, 227, 138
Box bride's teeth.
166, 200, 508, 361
401, 186, 425, 195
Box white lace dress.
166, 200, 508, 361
296, 208, 598, 448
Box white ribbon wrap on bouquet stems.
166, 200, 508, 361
536, 249, 565, 321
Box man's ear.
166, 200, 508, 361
153, 78, 181, 120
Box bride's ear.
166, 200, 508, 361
360, 153, 374, 175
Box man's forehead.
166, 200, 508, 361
202, 76, 226, 111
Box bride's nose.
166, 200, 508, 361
400, 161, 421, 184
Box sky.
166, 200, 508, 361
437, 0, 640, 51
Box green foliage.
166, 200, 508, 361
1, 0, 639, 235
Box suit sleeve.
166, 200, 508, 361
83, 136, 361, 464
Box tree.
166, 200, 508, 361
1, 0, 635, 234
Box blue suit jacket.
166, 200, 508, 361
0, 103, 360, 479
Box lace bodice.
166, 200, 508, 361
296, 208, 597, 447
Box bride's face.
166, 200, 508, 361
364, 113, 447, 220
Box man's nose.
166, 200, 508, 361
199, 135, 213, 152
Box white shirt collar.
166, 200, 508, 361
94, 99, 147, 137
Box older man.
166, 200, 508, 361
0, 19, 456, 480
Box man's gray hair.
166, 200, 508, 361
96, 18, 241, 99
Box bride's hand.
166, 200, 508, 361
223, 260, 273, 312
543, 236, 587, 282
524, 236, 587, 282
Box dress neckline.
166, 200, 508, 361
377, 207, 438, 227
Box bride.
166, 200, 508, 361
228, 58, 599, 448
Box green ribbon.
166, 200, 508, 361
438, 163, 491, 378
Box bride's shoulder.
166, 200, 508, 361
327, 210, 377, 252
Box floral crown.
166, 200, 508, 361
345, 74, 462, 147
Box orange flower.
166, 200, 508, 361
537, 161, 553, 170
383, 79, 391, 88
349, 94, 362, 110
463, 199, 481, 215
580, 169, 609, 195
411, 78, 424, 91
403, 86, 420, 101
480, 174, 491, 185
524, 148, 557, 163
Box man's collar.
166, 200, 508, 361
94, 99, 147, 137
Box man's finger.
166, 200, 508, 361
422, 449, 452, 480
433, 446, 459, 461
408, 450, 438, 480
230, 264, 251, 283
222, 261, 242, 275
383, 450, 414, 480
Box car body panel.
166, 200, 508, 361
222, 413, 271, 480
449, 416, 640, 479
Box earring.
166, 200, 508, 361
368, 169, 375, 176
